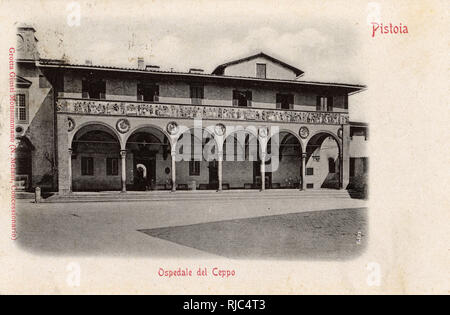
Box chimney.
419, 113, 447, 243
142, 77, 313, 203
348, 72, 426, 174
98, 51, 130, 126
145, 65, 160, 71
189, 68, 204, 74
137, 57, 145, 69
17, 25, 40, 60
85, 60, 92, 65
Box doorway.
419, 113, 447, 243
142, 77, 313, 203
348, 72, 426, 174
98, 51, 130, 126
208, 161, 219, 190
134, 157, 156, 190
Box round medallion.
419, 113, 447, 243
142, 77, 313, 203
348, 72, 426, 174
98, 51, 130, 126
337, 128, 343, 139
68, 117, 75, 132
214, 124, 226, 136
299, 126, 309, 139
166, 121, 179, 135
258, 127, 268, 138
116, 118, 130, 134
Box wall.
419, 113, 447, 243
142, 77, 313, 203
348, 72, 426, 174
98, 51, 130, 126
304, 137, 340, 189
72, 153, 122, 191
16, 62, 56, 190
59, 71, 348, 113
223, 57, 298, 80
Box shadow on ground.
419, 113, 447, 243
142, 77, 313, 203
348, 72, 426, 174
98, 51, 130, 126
140, 208, 368, 260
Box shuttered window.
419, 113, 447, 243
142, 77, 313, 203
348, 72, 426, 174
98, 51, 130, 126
15, 94, 27, 122
256, 63, 266, 78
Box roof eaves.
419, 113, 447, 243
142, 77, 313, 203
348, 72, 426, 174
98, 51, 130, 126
38, 61, 365, 91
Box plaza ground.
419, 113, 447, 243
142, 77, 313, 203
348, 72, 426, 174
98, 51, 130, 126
16, 193, 367, 260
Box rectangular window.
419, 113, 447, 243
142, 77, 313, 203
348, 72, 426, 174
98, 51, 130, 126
82, 79, 106, 99
190, 85, 204, 105
316, 96, 333, 112
306, 167, 314, 176
232, 90, 252, 107
137, 83, 159, 102
106, 158, 119, 176
276, 93, 294, 109
190, 85, 204, 99
15, 94, 27, 123
306, 183, 314, 189
256, 63, 266, 78
189, 161, 200, 176
81, 157, 94, 176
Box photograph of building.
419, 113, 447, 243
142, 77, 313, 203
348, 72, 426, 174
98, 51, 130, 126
14, 26, 368, 196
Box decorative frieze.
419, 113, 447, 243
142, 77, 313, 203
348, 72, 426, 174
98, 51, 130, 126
56, 98, 349, 125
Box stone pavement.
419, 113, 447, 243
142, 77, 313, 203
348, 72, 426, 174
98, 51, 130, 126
15, 194, 367, 259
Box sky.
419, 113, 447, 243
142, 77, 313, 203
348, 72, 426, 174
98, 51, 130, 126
15, 0, 369, 121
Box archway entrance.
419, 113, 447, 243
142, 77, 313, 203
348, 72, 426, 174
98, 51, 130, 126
267, 131, 302, 189
175, 128, 218, 190
126, 126, 172, 191
15, 137, 34, 191
223, 131, 261, 189
305, 132, 341, 189
71, 124, 121, 191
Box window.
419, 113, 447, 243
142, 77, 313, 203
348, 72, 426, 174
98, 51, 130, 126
106, 158, 119, 176
328, 158, 336, 173
316, 96, 333, 112
137, 83, 159, 102
15, 94, 27, 123
81, 157, 94, 176
233, 90, 252, 107
276, 93, 294, 109
190, 85, 204, 99
82, 79, 106, 99
190, 85, 204, 105
306, 183, 314, 189
256, 63, 266, 78
189, 161, 200, 176
306, 167, 314, 175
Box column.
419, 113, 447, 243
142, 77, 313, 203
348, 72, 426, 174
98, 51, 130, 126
171, 150, 176, 192
339, 151, 344, 189
260, 153, 266, 191
218, 152, 223, 192
68, 148, 73, 193
57, 114, 71, 195
120, 150, 127, 192
341, 124, 351, 189
301, 152, 307, 190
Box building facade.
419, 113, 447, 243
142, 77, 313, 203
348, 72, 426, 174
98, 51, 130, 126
14, 26, 367, 195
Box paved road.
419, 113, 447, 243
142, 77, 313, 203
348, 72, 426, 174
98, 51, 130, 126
16, 197, 367, 259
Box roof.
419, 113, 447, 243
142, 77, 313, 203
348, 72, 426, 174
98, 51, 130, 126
37, 60, 366, 94
16, 75, 32, 88
349, 121, 369, 127
212, 52, 304, 77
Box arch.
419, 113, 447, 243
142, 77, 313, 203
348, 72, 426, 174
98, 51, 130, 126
175, 127, 219, 162
175, 127, 217, 147
305, 130, 341, 189
223, 129, 259, 162
70, 121, 122, 149
267, 129, 304, 158
124, 123, 173, 148
125, 124, 173, 191
307, 130, 341, 152
70, 122, 122, 192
